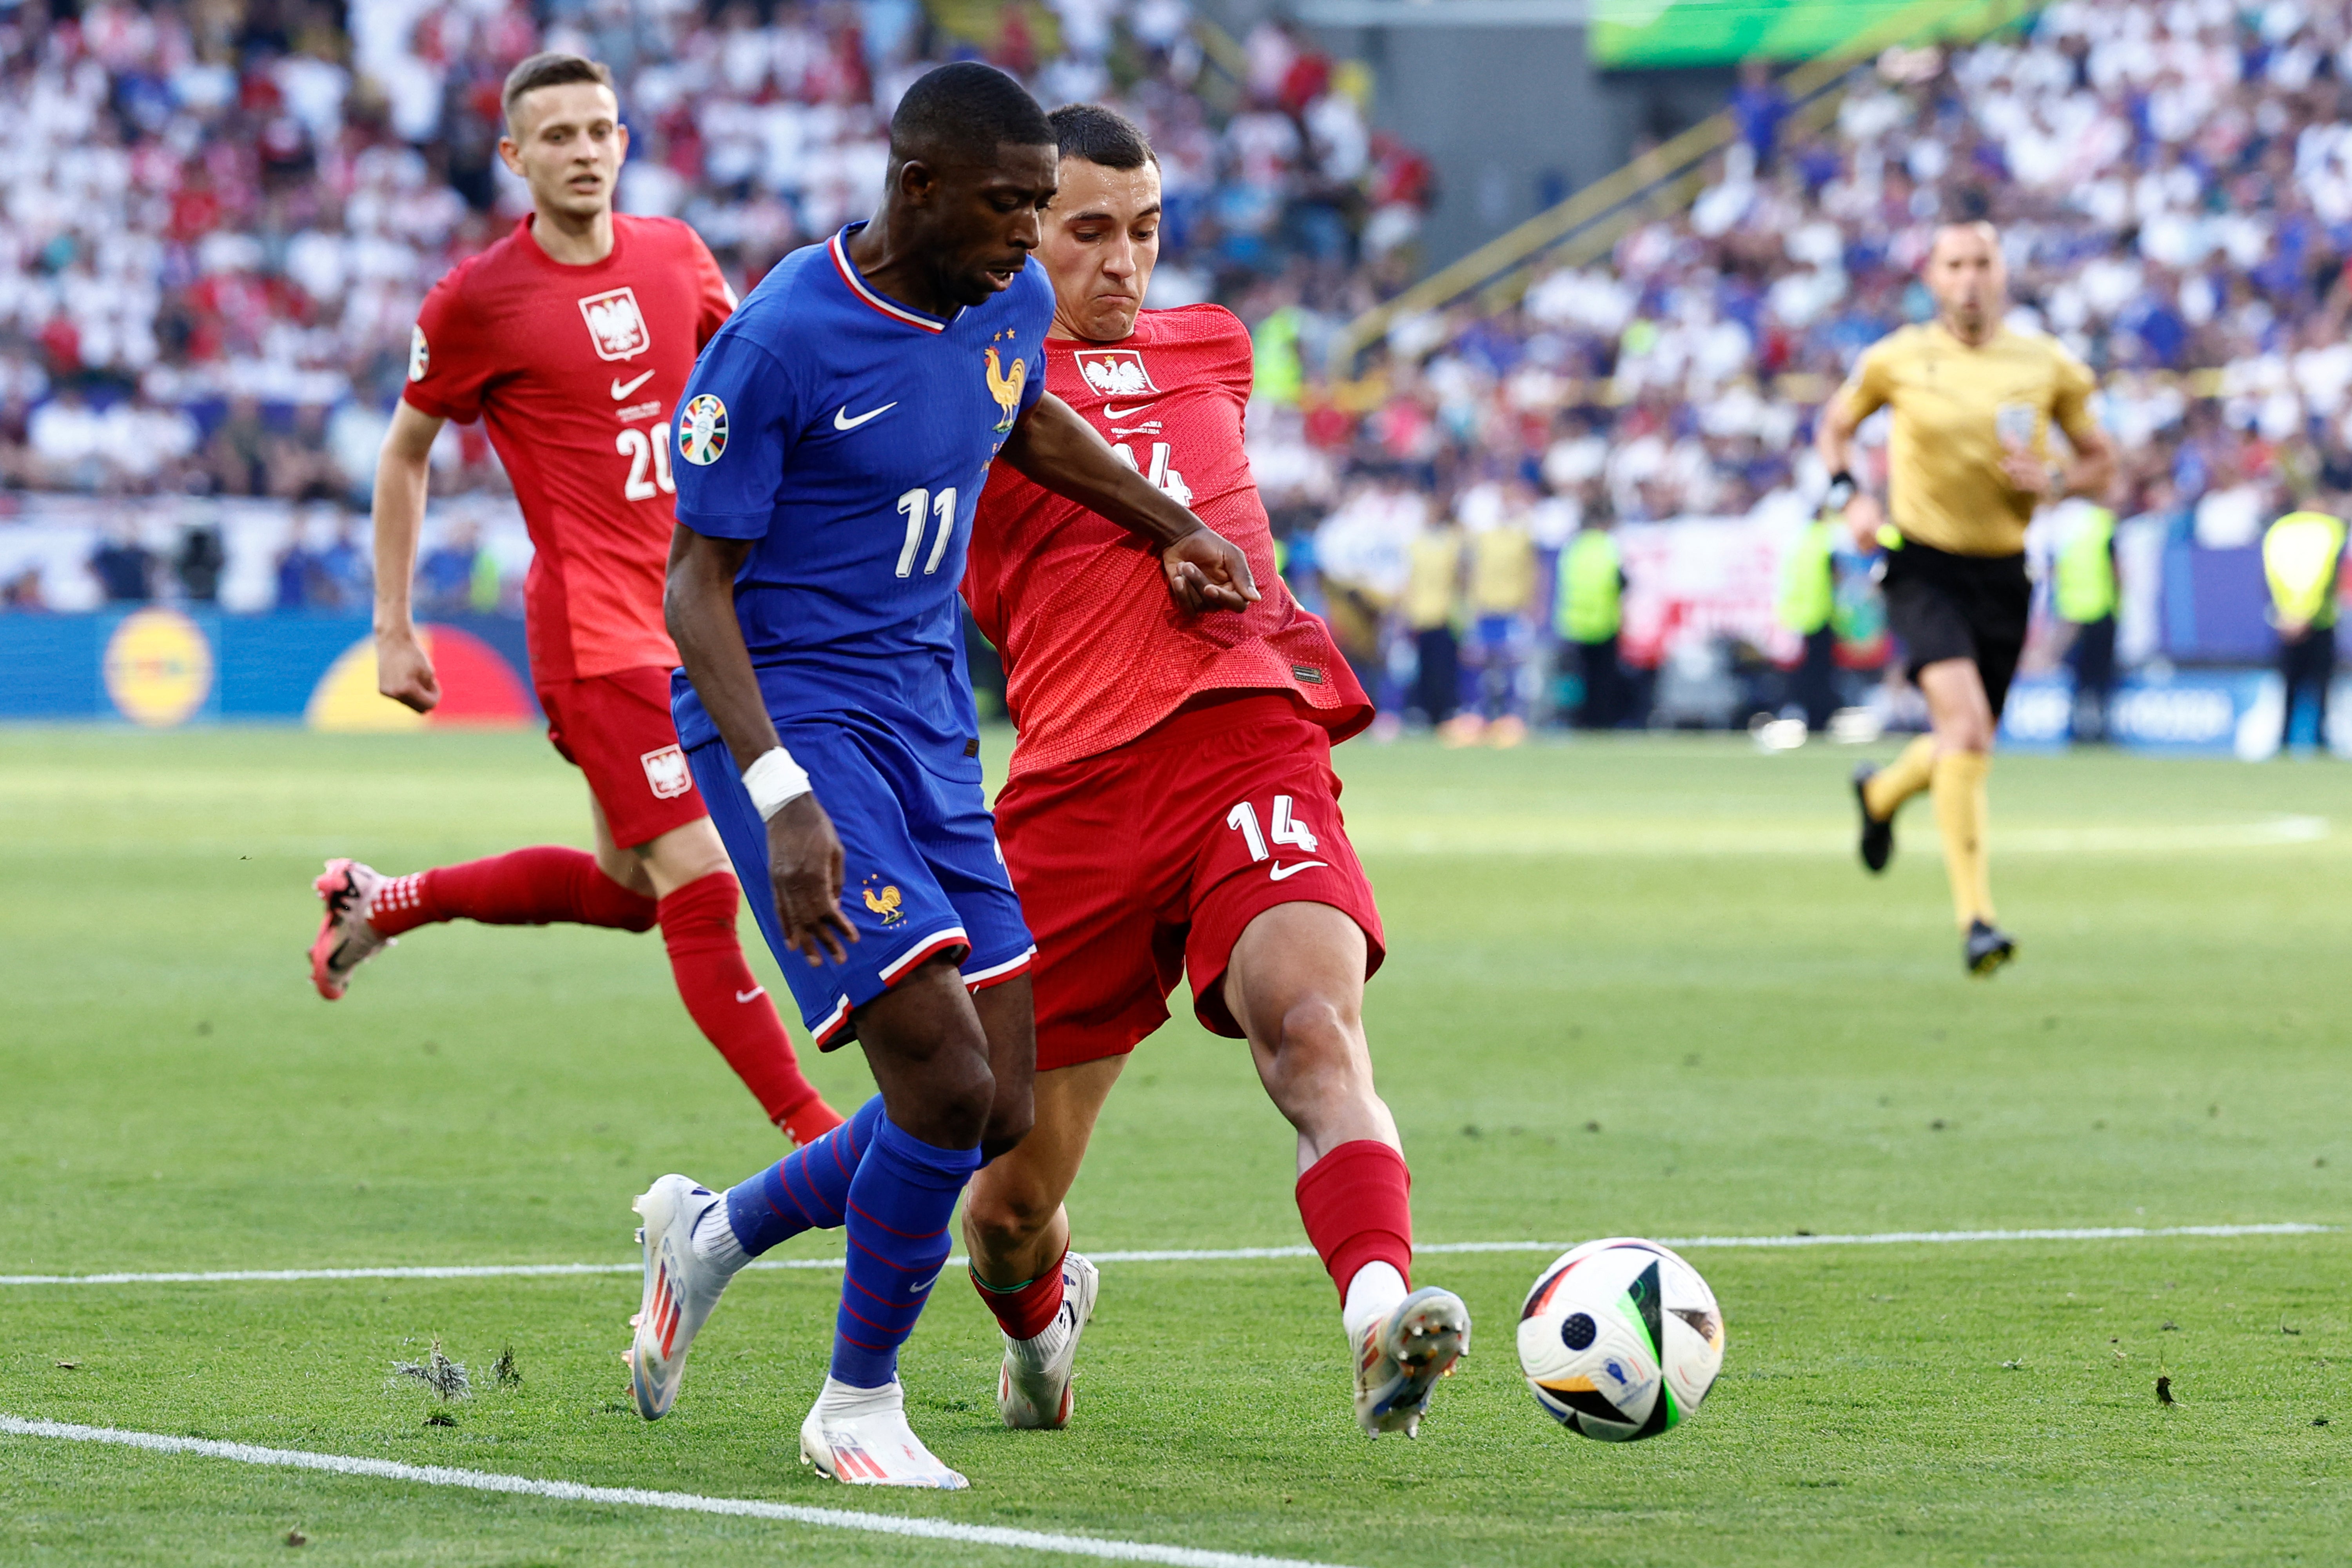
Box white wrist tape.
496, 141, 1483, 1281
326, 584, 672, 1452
741, 746, 812, 821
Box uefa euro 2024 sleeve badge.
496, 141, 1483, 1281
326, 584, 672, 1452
679, 394, 728, 465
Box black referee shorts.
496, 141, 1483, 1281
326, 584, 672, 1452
1881, 538, 2031, 718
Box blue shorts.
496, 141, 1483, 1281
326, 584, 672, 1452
686, 719, 1034, 1049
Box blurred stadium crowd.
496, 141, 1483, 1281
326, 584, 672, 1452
1263, 0, 2352, 726
1330, 0, 2352, 543
0, 0, 1420, 570
4, 0, 2348, 731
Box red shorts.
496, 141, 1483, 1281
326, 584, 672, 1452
539, 666, 707, 850
994, 691, 1385, 1072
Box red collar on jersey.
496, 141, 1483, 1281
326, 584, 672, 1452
828, 226, 955, 334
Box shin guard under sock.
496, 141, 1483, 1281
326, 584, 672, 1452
1862, 733, 1938, 821
1931, 750, 1995, 928
713, 1094, 887, 1260
1295, 1139, 1414, 1306
657, 870, 836, 1139
831, 1117, 982, 1388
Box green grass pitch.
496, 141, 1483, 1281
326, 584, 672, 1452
2, 726, 2348, 1565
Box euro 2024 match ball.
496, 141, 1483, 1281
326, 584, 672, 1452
1517, 1237, 1726, 1441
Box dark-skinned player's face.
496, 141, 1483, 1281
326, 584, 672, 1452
898, 141, 1060, 308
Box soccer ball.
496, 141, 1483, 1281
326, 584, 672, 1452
1517, 1237, 1725, 1441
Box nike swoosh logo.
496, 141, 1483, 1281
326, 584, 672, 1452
909, 1268, 942, 1294
834, 401, 898, 431
1268, 860, 1328, 882
610, 370, 655, 399
1104, 403, 1154, 419
734, 986, 766, 1004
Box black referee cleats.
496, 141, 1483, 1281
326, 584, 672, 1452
1852, 765, 1894, 873
1964, 919, 2016, 977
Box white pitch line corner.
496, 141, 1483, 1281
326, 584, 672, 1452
0, 1416, 1358, 1568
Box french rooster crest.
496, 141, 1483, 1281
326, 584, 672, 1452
983, 345, 1025, 433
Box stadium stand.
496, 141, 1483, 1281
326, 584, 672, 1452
0, 0, 1419, 522
3, 0, 2345, 735
1277, 0, 2352, 541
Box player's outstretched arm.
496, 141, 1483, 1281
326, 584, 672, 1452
1002, 393, 1261, 615
372, 401, 446, 713
665, 526, 857, 966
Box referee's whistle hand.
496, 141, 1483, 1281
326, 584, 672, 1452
766, 795, 857, 966
1161, 528, 1259, 615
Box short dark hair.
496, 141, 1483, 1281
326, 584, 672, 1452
889, 62, 1053, 170
502, 52, 614, 132
1048, 103, 1157, 170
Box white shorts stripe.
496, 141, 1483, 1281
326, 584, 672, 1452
963, 945, 1036, 988
0, 1416, 1358, 1568
877, 925, 969, 984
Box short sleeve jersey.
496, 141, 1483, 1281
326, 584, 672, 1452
668, 226, 1052, 778
964, 304, 1371, 780
403, 214, 734, 682
1832, 322, 2100, 557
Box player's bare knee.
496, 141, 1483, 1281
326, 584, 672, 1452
1274, 995, 1361, 1065
965, 1176, 1053, 1253
1268, 996, 1371, 1109
597, 849, 655, 901
980, 1094, 1034, 1163
1936, 722, 1993, 756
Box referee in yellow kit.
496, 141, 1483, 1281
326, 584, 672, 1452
1815, 221, 2116, 976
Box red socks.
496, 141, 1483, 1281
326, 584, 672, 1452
1295, 1139, 1414, 1303
368, 846, 657, 937
972, 1245, 1068, 1341
657, 870, 839, 1144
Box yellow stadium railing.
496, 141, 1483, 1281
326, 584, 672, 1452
1334, 0, 2037, 370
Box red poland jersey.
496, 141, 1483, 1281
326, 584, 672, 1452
965, 304, 1370, 780
403, 213, 734, 683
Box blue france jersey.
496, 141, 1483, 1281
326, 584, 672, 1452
669, 224, 1051, 776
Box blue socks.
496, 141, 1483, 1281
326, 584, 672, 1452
711, 1095, 980, 1391
829, 1116, 981, 1389
723, 1094, 886, 1256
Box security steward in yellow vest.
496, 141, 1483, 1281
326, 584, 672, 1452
2263, 506, 2347, 754
2054, 503, 2119, 743
1815, 221, 2118, 976
1779, 515, 1839, 730
1558, 517, 1627, 729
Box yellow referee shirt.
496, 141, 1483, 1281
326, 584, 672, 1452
1833, 323, 2099, 557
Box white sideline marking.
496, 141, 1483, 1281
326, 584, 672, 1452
0, 1223, 2328, 1289
0, 1420, 1364, 1561
0, 1418, 1354, 1568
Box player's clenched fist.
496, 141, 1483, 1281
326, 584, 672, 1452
1160, 525, 1259, 615
376, 628, 443, 713
766, 793, 857, 966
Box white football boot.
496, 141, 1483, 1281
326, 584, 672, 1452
309, 858, 392, 1000
801, 1379, 969, 1488
996, 1250, 1100, 1430
625, 1174, 735, 1419
1352, 1285, 1472, 1437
